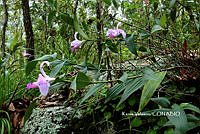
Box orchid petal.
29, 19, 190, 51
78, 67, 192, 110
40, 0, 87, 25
26, 83, 38, 91
38, 82, 50, 96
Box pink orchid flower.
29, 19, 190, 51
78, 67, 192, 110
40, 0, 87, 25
26, 61, 55, 96
22, 50, 31, 56
70, 32, 83, 51
107, 22, 126, 39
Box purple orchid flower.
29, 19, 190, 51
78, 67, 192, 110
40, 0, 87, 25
70, 32, 83, 51
22, 50, 31, 56
107, 22, 126, 39
26, 61, 55, 96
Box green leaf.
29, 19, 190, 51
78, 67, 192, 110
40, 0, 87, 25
151, 97, 170, 107
74, 18, 89, 40
70, 72, 91, 91
118, 78, 144, 107
151, 25, 163, 33
195, 18, 200, 31
167, 104, 188, 134
24, 100, 37, 125
76, 72, 90, 90
104, 112, 112, 120
169, 0, 176, 8
186, 114, 200, 121
112, 0, 119, 9
160, 13, 166, 27
142, 67, 158, 82
119, 72, 128, 82
3, 118, 11, 134
58, 13, 73, 25
34, 53, 57, 61
9, 32, 19, 50
106, 40, 118, 53
1, 119, 5, 134
48, 11, 56, 26
125, 34, 138, 56
180, 103, 200, 114
50, 61, 65, 77
130, 117, 142, 127
105, 83, 125, 103
11, 42, 24, 54
138, 71, 167, 112
69, 77, 77, 91
103, 0, 111, 5
25, 61, 38, 75
49, 82, 65, 92
80, 83, 106, 104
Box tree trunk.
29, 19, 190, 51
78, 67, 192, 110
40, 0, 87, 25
21, 0, 34, 60
96, 0, 103, 64
2, 0, 8, 58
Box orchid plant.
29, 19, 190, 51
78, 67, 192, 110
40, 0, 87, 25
22, 50, 31, 56
107, 22, 126, 39
26, 61, 55, 96
70, 32, 83, 51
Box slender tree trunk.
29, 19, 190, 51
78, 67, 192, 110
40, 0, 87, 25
43, 0, 48, 46
21, 0, 34, 61
96, 0, 103, 64
2, 0, 8, 57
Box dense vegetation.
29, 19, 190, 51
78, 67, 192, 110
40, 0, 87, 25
0, 0, 200, 133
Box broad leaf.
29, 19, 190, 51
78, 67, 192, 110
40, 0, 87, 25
49, 82, 65, 92
180, 103, 200, 114
125, 34, 138, 56
34, 53, 57, 61
80, 83, 106, 104
167, 104, 188, 134
151, 25, 163, 33
118, 77, 144, 107
119, 72, 128, 82
11, 42, 24, 54
151, 97, 170, 107
105, 83, 125, 103
103, 0, 111, 5
76, 72, 90, 90
50, 61, 65, 77
74, 18, 89, 40
138, 71, 167, 112
58, 13, 73, 25
142, 67, 158, 82
112, 0, 119, 9
70, 72, 91, 91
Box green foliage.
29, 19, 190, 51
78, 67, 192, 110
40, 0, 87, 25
125, 34, 138, 56
0, 110, 11, 134
139, 71, 167, 112
80, 83, 106, 105
70, 72, 91, 91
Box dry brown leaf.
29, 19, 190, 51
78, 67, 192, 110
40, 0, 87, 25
8, 103, 15, 111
